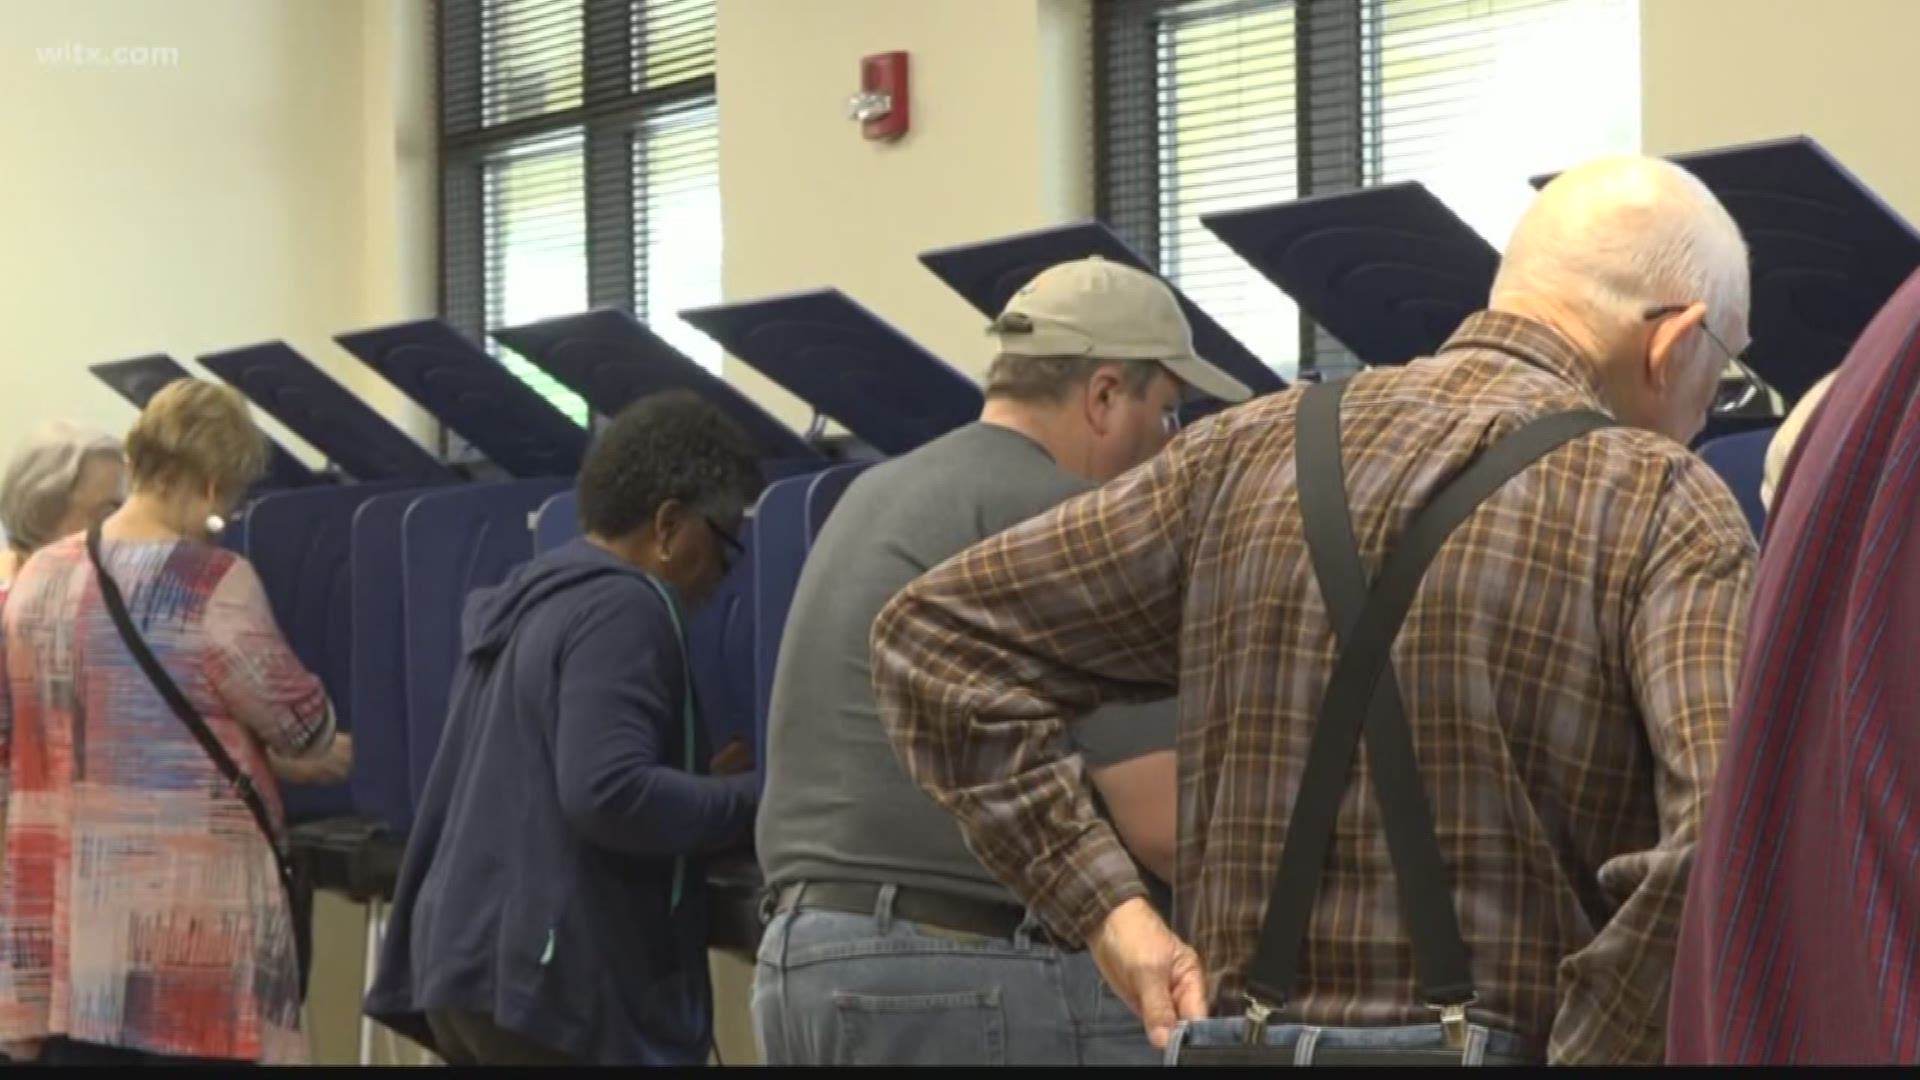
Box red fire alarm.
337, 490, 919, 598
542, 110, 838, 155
847, 51, 910, 142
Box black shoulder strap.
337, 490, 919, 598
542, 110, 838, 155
1243, 379, 1612, 1027
85, 524, 311, 993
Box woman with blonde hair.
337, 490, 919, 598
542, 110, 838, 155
0, 420, 125, 600
0, 379, 349, 1065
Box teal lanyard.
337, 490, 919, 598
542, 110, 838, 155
636, 573, 698, 912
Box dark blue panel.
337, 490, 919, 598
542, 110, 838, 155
200, 342, 453, 484
681, 290, 982, 457
532, 491, 579, 554
244, 480, 420, 823
689, 520, 759, 754
750, 474, 812, 785
492, 308, 822, 463
349, 489, 438, 834
400, 478, 569, 805
805, 462, 873, 539
1200, 182, 1500, 367
89, 354, 192, 406
1530, 136, 1920, 403
334, 318, 590, 479
89, 354, 318, 491
748, 462, 871, 787
1697, 426, 1775, 540
916, 220, 1287, 394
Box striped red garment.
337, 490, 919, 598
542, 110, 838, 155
1669, 266, 1920, 1064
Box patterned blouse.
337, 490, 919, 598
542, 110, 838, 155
0, 535, 334, 1063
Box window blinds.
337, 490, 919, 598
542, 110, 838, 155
437, 0, 721, 427
1097, 0, 1639, 379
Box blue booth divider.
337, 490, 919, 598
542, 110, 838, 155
244, 480, 420, 823
533, 491, 579, 555
749, 474, 812, 765
400, 478, 570, 806
749, 462, 875, 777
349, 488, 445, 835
1698, 426, 1778, 540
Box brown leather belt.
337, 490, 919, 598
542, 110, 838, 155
766, 880, 1069, 948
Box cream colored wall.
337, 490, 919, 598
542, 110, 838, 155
715, 0, 1092, 429
1641, 0, 1920, 221
0, 0, 436, 1065
0, 0, 436, 465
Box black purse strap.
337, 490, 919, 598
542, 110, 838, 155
1241, 380, 1611, 1041
84, 524, 310, 990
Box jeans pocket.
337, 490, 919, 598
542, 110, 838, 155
831, 988, 1007, 1066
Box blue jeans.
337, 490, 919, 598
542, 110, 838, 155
751, 886, 1158, 1066
1166, 1016, 1539, 1066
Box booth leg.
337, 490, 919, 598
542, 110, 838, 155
358, 899, 385, 1066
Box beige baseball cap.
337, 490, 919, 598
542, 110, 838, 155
989, 256, 1253, 403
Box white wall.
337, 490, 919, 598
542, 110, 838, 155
716, 0, 1092, 428
0, 0, 436, 462
1642, 0, 1920, 222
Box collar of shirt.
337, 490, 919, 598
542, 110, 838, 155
1437, 310, 1612, 414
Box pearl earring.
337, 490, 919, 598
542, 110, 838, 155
205, 513, 227, 536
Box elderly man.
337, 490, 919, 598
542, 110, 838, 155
870, 156, 1756, 1066
752, 256, 1250, 1065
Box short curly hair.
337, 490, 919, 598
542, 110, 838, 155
576, 390, 764, 540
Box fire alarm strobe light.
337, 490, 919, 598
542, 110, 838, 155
848, 51, 909, 141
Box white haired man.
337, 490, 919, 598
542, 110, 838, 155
870, 156, 1757, 1066
0, 420, 125, 597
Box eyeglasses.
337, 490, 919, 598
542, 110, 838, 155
704, 516, 746, 576
1643, 304, 1766, 417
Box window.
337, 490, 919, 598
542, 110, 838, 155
437, 0, 721, 428
1097, 0, 1640, 380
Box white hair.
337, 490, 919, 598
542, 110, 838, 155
0, 420, 123, 555
1491, 155, 1750, 343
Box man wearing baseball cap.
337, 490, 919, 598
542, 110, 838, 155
752, 256, 1251, 1066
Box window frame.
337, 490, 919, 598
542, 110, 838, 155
434, 0, 719, 441
1097, 0, 1637, 379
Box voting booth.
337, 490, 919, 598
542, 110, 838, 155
90, 353, 320, 494
1201, 181, 1501, 369
70, 129, 1920, 1063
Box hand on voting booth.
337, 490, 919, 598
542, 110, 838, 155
271, 731, 353, 787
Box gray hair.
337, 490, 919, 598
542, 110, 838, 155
0, 420, 123, 555
1492, 155, 1750, 343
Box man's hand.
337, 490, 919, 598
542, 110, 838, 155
1089, 896, 1208, 1049
708, 737, 753, 777
270, 732, 353, 786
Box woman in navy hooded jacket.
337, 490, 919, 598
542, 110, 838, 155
365, 391, 763, 1066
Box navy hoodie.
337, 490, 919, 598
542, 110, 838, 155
364, 538, 758, 1065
